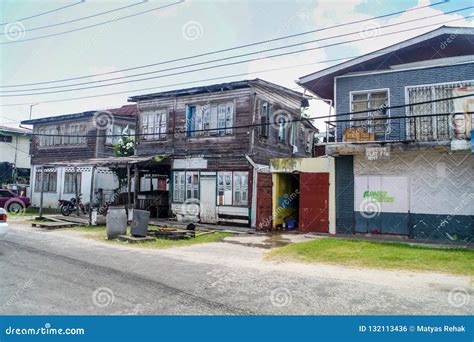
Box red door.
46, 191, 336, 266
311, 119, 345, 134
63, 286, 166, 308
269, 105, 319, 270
299, 173, 329, 233
256, 173, 272, 230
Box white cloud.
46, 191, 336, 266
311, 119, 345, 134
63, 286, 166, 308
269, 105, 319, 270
313, 0, 474, 55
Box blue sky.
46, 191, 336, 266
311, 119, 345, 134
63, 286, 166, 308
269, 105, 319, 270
0, 0, 473, 127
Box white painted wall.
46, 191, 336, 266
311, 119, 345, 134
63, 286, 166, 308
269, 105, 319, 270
30, 165, 119, 208
354, 151, 474, 216
0, 134, 31, 169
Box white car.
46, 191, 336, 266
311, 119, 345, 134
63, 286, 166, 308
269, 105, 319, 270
0, 207, 8, 237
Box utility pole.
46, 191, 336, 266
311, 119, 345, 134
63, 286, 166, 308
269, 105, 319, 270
29, 103, 39, 120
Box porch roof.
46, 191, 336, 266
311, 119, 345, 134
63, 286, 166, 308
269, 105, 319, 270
40, 155, 169, 168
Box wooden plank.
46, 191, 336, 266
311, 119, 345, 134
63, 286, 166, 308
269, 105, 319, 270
43, 215, 88, 225
31, 221, 75, 229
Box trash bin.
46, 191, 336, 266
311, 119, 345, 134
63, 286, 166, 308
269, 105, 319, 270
106, 206, 127, 239
131, 209, 150, 237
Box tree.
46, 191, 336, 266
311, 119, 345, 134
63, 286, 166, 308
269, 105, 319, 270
112, 132, 135, 190
113, 134, 135, 157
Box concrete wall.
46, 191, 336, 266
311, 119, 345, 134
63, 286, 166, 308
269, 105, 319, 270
30, 166, 119, 208
270, 157, 336, 233
354, 151, 474, 242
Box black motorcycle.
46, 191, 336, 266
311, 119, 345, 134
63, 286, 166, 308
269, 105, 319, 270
58, 194, 86, 216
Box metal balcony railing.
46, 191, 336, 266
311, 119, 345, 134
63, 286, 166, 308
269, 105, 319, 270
325, 113, 472, 143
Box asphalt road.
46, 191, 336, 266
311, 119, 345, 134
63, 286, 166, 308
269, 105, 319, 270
1, 221, 472, 315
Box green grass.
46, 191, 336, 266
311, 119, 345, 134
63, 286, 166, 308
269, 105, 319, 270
68, 225, 234, 249
267, 238, 474, 276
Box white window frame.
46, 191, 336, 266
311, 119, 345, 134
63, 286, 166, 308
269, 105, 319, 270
349, 88, 390, 135
186, 171, 199, 200
404, 80, 474, 141
233, 171, 248, 206
173, 171, 186, 203
278, 117, 287, 144
186, 101, 234, 137
217, 171, 233, 206
106, 124, 123, 145
141, 109, 167, 141
64, 172, 82, 194
34, 170, 57, 193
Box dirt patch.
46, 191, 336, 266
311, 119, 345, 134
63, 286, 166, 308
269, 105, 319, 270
223, 233, 322, 249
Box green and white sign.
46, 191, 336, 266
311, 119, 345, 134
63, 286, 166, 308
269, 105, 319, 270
355, 175, 409, 213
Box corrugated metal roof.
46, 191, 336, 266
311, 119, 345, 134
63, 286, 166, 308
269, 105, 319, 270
21, 105, 137, 125
128, 78, 307, 102
0, 124, 32, 135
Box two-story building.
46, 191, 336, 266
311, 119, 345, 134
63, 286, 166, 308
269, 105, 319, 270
298, 26, 474, 243
21, 105, 137, 208
128, 79, 317, 228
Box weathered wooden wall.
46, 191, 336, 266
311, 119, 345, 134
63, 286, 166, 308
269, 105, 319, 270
250, 84, 313, 165
136, 88, 252, 169
31, 116, 136, 165
135, 83, 315, 167
31, 117, 96, 165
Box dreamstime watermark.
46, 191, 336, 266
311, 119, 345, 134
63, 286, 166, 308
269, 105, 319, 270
258, 189, 299, 229
183, 198, 201, 217
4, 22, 25, 41
440, 28, 462, 50
270, 109, 293, 131
4, 198, 27, 217
4, 323, 85, 336
359, 21, 381, 40
270, 287, 292, 307
359, 198, 381, 219
92, 287, 115, 308
182, 21, 203, 41
447, 287, 470, 307
436, 192, 474, 240
97, 189, 121, 216
0, 278, 34, 313
93, 110, 114, 131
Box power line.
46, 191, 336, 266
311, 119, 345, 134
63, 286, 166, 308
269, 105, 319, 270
0, 1, 84, 26
2, 14, 472, 98
0, 1, 148, 35
26, 94, 474, 137
0, 54, 359, 111
0, 0, 185, 45
4, 6, 470, 94
0, 0, 447, 88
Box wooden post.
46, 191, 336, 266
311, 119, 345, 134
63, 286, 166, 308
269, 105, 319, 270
133, 164, 139, 209
127, 164, 131, 210
89, 165, 96, 225
38, 166, 44, 218
74, 166, 79, 216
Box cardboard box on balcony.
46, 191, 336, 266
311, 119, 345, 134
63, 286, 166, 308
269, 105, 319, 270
343, 128, 375, 142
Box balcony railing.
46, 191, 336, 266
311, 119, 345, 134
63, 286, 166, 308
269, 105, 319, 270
325, 112, 472, 143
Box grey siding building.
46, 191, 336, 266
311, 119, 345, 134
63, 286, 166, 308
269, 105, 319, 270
298, 26, 474, 243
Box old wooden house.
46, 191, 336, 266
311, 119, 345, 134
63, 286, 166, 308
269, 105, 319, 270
128, 79, 317, 228
21, 105, 137, 209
